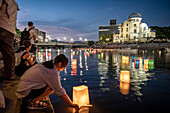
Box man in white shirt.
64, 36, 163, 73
0, 0, 18, 80
27, 21, 36, 53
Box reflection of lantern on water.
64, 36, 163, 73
72, 59, 77, 76
101, 53, 103, 59
149, 65, 154, 71
77, 51, 79, 55
98, 54, 101, 59
120, 81, 130, 95
84, 52, 86, 56
73, 85, 91, 107
120, 70, 130, 83
142, 50, 144, 54
48, 52, 50, 57
144, 64, 148, 71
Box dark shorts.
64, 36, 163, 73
23, 85, 48, 102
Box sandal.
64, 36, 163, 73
27, 100, 48, 110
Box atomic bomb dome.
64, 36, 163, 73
128, 12, 142, 19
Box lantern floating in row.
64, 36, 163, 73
73, 85, 92, 107
120, 70, 130, 83
122, 56, 129, 64
148, 60, 154, 66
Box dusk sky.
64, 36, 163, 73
15, 0, 170, 41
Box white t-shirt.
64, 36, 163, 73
16, 64, 66, 98
26, 27, 35, 44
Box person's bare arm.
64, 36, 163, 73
23, 53, 35, 66
60, 93, 79, 110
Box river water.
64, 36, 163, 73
36, 48, 170, 113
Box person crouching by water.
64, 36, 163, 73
16, 54, 79, 110
15, 40, 36, 76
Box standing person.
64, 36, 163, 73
16, 54, 79, 110
0, 0, 19, 80
26, 21, 36, 54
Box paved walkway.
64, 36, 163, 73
0, 58, 54, 113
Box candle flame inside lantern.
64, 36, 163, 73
73, 85, 90, 107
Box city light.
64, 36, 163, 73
79, 37, 82, 40
71, 38, 74, 42
85, 38, 87, 41
63, 37, 66, 40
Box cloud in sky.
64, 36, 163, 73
18, 19, 98, 41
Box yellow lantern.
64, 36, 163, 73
120, 70, 130, 83
120, 82, 130, 95
72, 59, 77, 65
73, 85, 92, 107
144, 64, 148, 71
144, 59, 149, 65
122, 56, 129, 64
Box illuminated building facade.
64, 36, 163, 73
113, 12, 156, 42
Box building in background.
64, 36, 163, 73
99, 19, 119, 42
34, 28, 46, 43
113, 13, 155, 43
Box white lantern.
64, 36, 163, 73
73, 85, 92, 107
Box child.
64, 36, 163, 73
16, 54, 79, 110
15, 40, 36, 76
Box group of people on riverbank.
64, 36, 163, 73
0, 0, 79, 111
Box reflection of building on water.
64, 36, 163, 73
36, 49, 52, 63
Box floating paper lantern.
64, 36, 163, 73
132, 56, 136, 62
120, 81, 130, 95
48, 52, 50, 57
43, 52, 45, 57
73, 51, 75, 56
73, 85, 90, 107
144, 59, 149, 65
143, 58, 147, 64
148, 60, 154, 66
122, 56, 129, 64
101, 53, 103, 59
120, 70, 130, 83
135, 60, 139, 65
138, 57, 142, 64
38, 52, 41, 57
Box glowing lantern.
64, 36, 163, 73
120, 81, 130, 95
148, 60, 154, 66
98, 54, 101, 59
120, 70, 130, 83
132, 56, 136, 62
73, 51, 75, 56
48, 52, 50, 57
144, 59, 149, 65
73, 85, 91, 107
138, 57, 142, 65
142, 50, 144, 54
143, 58, 147, 64
101, 53, 103, 59
43, 52, 45, 57
122, 56, 129, 64
38, 52, 41, 57
135, 59, 139, 65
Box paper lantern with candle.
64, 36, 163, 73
120, 70, 130, 83
144, 59, 149, 65
73, 85, 92, 107
148, 60, 154, 66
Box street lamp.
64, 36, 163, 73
71, 38, 74, 42
79, 37, 82, 41
85, 38, 87, 41
63, 37, 66, 40
58, 38, 60, 41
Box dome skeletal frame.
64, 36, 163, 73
128, 13, 142, 19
